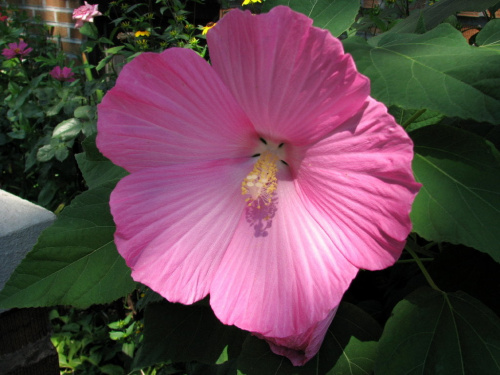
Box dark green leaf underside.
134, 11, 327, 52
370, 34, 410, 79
375, 288, 500, 375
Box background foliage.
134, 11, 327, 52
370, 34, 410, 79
1, 0, 500, 374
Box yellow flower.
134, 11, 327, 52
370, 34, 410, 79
135, 30, 151, 38
201, 22, 216, 35
242, 0, 262, 5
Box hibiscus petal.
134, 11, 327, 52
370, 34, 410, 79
259, 307, 337, 366
293, 98, 421, 270
208, 6, 369, 146
110, 159, 251, 304
210, 169, 358, 338
97, 48, 258, 173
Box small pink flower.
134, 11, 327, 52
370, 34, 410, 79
50, 66, 76, 82
72, 1, 102, 29
2, 40, 32, 60
0, 6, 6, 22
97, 6, 420, 366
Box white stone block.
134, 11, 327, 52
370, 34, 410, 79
0, 190, 56, 305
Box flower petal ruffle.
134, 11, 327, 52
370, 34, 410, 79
110, 159, 250, 304
208, 6, 370, 146
293, 98, 421, 270
258, 307, 337, 366
97, 48, 258, 173
210, 168, 358, 338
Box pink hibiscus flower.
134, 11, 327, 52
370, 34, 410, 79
72, 1, 101, 29
2, 40, 32, 60
97, 6, 420, 366
49, 66, 76, 82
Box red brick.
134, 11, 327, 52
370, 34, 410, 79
50, 25, 69, 38
56, 11, 74, 23
23, 8, 36, 17
45, 0, 68, 8
68, 0, 80, 8
458, 11, 484, 17
61, 40, 81, 55
3, 0, 23, 6
69, 27, 83, 40
361, 0, 381, 8
9, 6, 33, 17
34, 9, 55, 22
25, 0, 43, 6
461, 27, 480, 43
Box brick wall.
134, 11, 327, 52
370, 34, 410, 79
3, 0, 83, 56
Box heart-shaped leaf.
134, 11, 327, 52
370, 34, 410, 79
344, 25, 500, 124
476, 19, 500, 51
375, 288, 500, 375
262, 0, 359, 37
410, 125, 500, 263
0, 182, 135, 309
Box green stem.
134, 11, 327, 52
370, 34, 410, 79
397, 257, 434, 264
405, 245, 441, 291
95, 89, 104, 103
81, 52, 104, 103
401, 109, 426, 129
16, 57, 30, 81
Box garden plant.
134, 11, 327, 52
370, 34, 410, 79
1, 0, 500, 374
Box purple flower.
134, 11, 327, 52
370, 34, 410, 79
2, 40, 32, 60
50, 66, 76, 82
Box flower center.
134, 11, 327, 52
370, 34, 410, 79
241, 151, 279, 209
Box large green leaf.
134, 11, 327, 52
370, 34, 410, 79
410, 125, 500, 263
387, 0, 500, 34
476, 19, 500, 51
262, 0, 359, 37
428, 244, 500, 315
131, 300, 247, 370
0, 182, 136, 309
237, 302, 381, 375
75, 135, 128, 189
375, 288, 500, 375
343, 24, 500, 124
389, 106, 444, 131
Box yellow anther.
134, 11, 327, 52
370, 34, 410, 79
241, 151, 278, 209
